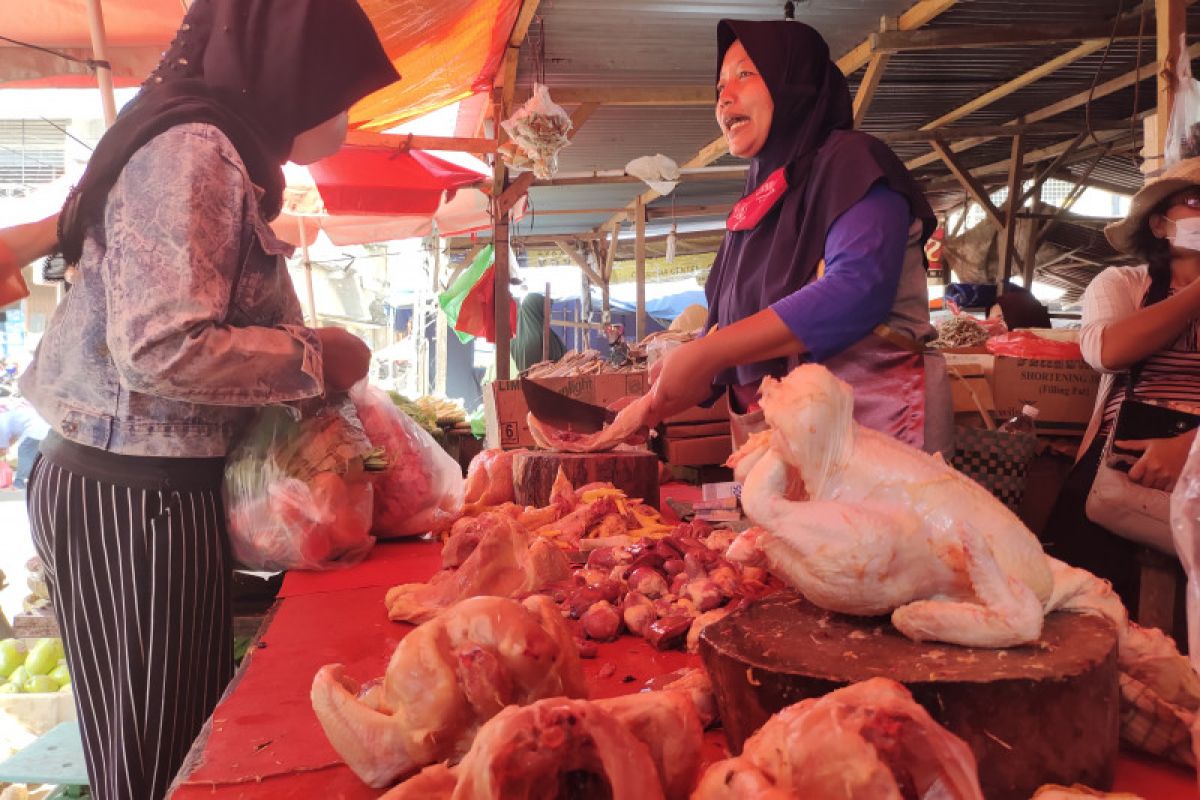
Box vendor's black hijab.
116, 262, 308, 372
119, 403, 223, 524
55, 0, 399, 267
512, 293, 566, 372
705, 19, 935, 387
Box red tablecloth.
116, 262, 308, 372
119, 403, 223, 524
173, 535, 1200, 799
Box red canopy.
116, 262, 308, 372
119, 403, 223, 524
306, 147, 484, 217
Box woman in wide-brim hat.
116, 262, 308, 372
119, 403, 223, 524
1040, 155, 1200, 613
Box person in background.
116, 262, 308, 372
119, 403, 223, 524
986, 282, 1052, 329
644, 20, 951, 454
511, 292, 566, 372
0, 398, 49, 489
18, 2, 397, 797
1042, 156, 1200, 613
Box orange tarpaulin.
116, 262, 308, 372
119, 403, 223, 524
0, 0, 520, 133
352, 0, 521, 130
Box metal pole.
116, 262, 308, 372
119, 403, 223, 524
84, 0, 118, 127
297, 216, 318, 326
542, 282, 551, 364
635, 198, 646, 341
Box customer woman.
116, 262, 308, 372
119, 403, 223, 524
511, 292, 566, 372
645, 20, 950, 454
1042, 156, 1200, 609
19, 1, 397, 797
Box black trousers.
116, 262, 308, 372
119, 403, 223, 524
27, 435, 232, 800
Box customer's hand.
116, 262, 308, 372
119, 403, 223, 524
315, 327, 370, 393
1119, 430, 1197, 491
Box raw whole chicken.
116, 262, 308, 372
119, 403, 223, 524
379, 690, 704, 800
462, 448, 524, 511
310, 595, 586, 788
526, 393, 654, 453
692, 678, 984, 800
385, 512, 569, 623
730, 364, 1200, 762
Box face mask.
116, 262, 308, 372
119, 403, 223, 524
289, 112, 349, 165
1167, 216, 1200, 253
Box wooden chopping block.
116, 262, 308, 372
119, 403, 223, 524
512, 450, 660, 508
699, 594, 1119, 800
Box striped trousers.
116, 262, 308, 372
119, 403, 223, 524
27, 438, 233, 800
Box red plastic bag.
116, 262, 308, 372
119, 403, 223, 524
351, 383, 464, 537
224, 402, 375, 571
985, 330, 1082, 360
0, 461, 13, 489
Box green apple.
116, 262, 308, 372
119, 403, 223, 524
7, 665, 30, 688
0, 681, 21, 694
0, 639, 27, 679
23, 675, 58, 694
49, 663, 70, 688
24, 640, 59, 676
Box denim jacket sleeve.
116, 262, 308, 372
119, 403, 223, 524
102, 125, 324, 406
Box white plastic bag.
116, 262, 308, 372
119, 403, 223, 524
500, 83, 572, 179
224, 402, 377, 571
351, 383, 464, 537
625, 154, 680, 195
1170, 431, 1200, 670
1165, 34, 1200, 167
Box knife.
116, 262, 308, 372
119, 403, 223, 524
520, 377, 616, 434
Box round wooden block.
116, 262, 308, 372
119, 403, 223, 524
512, 450, 660, 509
699, 594, 1119, 800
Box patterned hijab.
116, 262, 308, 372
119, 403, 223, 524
56, 0, 399, 266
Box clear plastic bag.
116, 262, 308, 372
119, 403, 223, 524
224, 402, 376, 571
351, 383, 464, 537
1165, 34, 1200, 167
1170, 431, 1200, 671
500, 83, 573, 179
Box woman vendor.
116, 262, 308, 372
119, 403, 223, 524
645, 19, 951, 454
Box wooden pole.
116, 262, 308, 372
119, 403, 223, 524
297, 216, 318, 326
1022, 194, 1042, 288
1157, 0, 1188, 164
634, 197, 647, 341
602, 226, 617, 325
433, 230, 447, 396
997, 134, 1025, 289
84, 0, 117, 127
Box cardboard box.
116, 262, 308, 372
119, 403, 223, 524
942, 352, 1100, 435
662, 420, 731, 439
484, 371, 649, 449
990, 356, 1099, 435
662, 434, 733, 466
664, 393, 730, 424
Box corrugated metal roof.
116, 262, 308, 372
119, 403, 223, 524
450, 0, 1200, 292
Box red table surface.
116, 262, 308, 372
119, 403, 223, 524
173, 537, 1200, 798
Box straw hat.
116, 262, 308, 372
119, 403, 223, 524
1105, 156, 1200, 255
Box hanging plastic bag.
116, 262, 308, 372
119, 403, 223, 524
351, 383, 464, 537
1165, 34, 1200, 167
625, 154, 681, 195
1171, 432, 1200, 671
224, 401, 379, 571
499, 83, 573, 179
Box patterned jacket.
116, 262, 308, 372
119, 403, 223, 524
21, 123, 324, 457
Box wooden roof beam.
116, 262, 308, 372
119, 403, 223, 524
907, 8, 1198, 170
520, 86, 713, 106
870, 17, 1154, 53
930, 139, 1005, 229
553, 238, 606, 286
344, 131, 497, 154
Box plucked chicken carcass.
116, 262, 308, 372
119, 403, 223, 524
692, 678, 983, 800
379, 690, 705, 800
311, 595, 586, 788
385, 512, 569, 623
462, 448, 523, 511
728, 364, 1200, 762
526, 393, 654, 453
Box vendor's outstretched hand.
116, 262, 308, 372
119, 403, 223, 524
644, 338, 720, 429
316, 327, 371, 393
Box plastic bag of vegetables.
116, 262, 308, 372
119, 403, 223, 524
224, 400, 383, 571
351, 383, 464, 537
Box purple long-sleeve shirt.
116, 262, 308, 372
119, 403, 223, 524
769, 181, 910, 362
